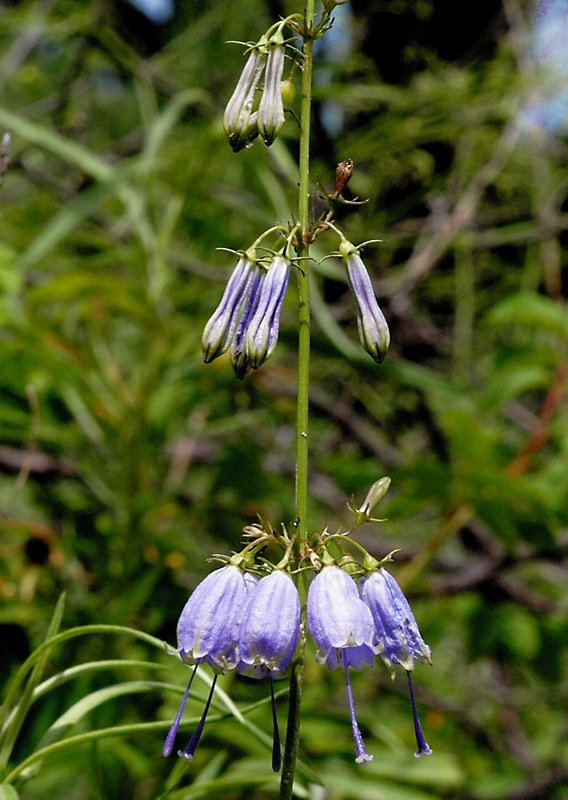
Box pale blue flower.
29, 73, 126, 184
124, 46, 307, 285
361, 568, 431, 674
163, 567, 257, 761
237, 569, 300, 773
176, 565, 248, 672
307, 566, 376, 665
307, 566, 376, 763
238, 570, 300, 678
362, 568, 432, 757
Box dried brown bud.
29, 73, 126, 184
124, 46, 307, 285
333, 159, 353, 197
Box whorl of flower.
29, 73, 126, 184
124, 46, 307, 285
238, 570, 300, 678
245, 255, 290, 370
224, 39, 267, 152
339, 240, 390, 364
258, 29, 286, 146
176, 564, 249, 673
361, 568, 432, 675
201, 257, 255, 363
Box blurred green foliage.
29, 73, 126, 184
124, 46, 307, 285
0, 0, 567, 798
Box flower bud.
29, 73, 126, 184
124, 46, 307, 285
201, 257, 255, 363
230, 265, 266, 379
340, 241, 390, 364
257, 31, 286, 146
245, 255, 290, 369
280, 79, 295, 110
354, 477, 391, 524
224, 41, 267, 152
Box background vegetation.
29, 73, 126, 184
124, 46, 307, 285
1, 0, 567, 798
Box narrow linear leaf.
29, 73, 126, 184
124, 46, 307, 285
0, 594, 66, 767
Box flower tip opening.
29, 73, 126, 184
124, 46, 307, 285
356, 752, 373, 764
407, 671, 432, 760
177, 749, 195, 762
414, 742, 433, 758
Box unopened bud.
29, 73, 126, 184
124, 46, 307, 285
355, 477, 391, 523
202, 258, 255, 363
224, 41, 267, 152
230, 266, 266, 379
340, 241, 390, 364
280, 79, 295, 110
257, 31, 286, 146
245, 255, 290, 369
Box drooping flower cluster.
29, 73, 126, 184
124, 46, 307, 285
202, 225, 390, 378
307, 564, 432, 762
202, 248, 291, 379
163, 562, 300, 770
163, 532, 432, 768
224, 18, 297, 152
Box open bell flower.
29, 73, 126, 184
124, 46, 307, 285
361, 568, 431, 674
238, 570, 300, 679
237, 569, 300, 773
307, 565, 377, 763
361, 568, 433, 757
176, 564, 249, 672
339, 240, 390, 364
163, 567, 258, 761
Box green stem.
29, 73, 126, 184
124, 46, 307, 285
294, 15, 314, 540
280, 3, 315, 798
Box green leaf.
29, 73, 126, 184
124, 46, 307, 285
486, 292, 568, 341
0, 594, 66, 767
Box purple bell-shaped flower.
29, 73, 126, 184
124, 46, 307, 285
362, 568, 433, 757
307, 566, 377, 763
163, 566, 257, 761
339, 240, 390, 364
237, 569, 300, 772
238, 570, 300, 678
